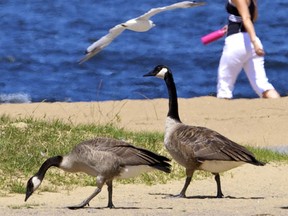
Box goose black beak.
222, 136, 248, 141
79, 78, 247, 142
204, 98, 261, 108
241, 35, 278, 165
25, 192, 32, 202
143, 71, 154, 77
25, 186, 34, 202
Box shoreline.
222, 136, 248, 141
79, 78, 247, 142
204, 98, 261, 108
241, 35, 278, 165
0, 96, 287, 147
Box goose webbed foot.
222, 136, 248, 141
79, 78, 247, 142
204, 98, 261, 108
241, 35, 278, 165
169, 193, 186, 198
106, 180, 115, 208
168, 176, 192, 199
68, 187, 102, 210
107, 203, 115, 209
67, 202, 90, 210
216, 192, 224, 198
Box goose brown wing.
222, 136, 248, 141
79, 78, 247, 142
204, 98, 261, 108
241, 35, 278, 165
74, 137, 171, 173
104, 139, 171, 173
173, 125, 264, 165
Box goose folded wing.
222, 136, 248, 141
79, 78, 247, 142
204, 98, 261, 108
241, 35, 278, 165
80, 137, 170, 165
175, 125, 257, 163
109, 144, 170, 165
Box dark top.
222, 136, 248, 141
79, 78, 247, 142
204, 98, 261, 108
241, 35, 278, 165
226, 0, 255, 36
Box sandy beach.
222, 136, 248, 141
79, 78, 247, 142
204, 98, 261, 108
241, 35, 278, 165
0, 96, 288, 215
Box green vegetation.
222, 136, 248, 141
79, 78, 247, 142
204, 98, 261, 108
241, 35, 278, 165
0, 115, 287, 194
8, 203, 42, 209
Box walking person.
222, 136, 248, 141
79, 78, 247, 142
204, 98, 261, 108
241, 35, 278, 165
217, 0, 280, 99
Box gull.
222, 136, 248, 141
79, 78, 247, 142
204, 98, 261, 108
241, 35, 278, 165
79, 1, 205, 64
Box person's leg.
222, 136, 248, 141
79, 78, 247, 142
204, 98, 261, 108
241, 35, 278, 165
217, 35, 244, 99
243, 38, 280, 98
217, 58, 242, 99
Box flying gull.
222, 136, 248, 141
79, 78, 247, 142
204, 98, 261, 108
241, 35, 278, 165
79, 1, 205, 64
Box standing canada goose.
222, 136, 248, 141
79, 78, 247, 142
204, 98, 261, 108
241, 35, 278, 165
143, 65, 265, 198
25, 137, 171, 209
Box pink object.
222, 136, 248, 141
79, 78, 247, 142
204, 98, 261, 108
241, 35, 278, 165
201, 29, 226, 45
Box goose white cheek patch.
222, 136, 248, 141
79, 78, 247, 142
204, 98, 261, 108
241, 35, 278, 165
156, 68, 168, 79
32, 176, 42, 190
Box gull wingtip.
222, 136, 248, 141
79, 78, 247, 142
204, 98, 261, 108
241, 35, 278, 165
78, 56, 89, 64
78, 52, 96, 64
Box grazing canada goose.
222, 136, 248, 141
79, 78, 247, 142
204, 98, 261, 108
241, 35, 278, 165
79, 1, 205, 63
143, 65, 265, 198
25, 137, 171, 209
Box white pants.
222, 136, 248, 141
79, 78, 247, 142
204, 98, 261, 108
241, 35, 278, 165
217, 32, 275, 98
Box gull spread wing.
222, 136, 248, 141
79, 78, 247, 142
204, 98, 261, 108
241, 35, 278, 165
137, 1, 204, 20
79, 24, 126, 64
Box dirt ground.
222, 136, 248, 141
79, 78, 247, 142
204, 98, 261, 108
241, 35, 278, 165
0, 96, 288, 215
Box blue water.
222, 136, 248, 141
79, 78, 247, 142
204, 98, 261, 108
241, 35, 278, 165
0, 0, 287, 103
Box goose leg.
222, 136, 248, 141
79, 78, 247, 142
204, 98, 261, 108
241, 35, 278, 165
177, 176, 192, 198
172, 169, 194, 198
214, 173, 224, 198
106, 180, 115, 208
169, 176, 191, 198
68, 187, 102, 209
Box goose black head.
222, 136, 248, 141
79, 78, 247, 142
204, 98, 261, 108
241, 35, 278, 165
143, 65, 171, 79
25, 176, 42, 202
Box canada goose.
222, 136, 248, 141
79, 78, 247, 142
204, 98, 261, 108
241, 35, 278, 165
25, 137, 171, 209
143, 65, 265, 198
79, 1, 205, 63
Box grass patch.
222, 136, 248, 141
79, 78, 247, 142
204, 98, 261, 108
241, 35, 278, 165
8, 203, 42, 209
246, 146, 288, 163
0, 115, 287, 193
8, 180, 26, 194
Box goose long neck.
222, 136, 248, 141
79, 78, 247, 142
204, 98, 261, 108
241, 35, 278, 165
164, 73, 181, 122
36, 156, 63, 180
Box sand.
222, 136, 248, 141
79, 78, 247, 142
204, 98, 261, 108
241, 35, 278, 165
0, 96, 288, 215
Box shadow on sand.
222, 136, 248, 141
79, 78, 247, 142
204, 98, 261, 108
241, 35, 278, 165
64, 205, 172, 210
149, 192, 264, 200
